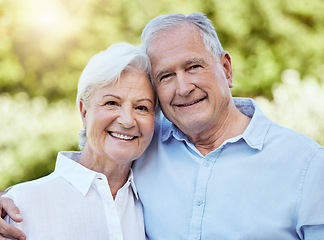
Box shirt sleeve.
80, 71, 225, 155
1, 190, 16, 226
296, 147, 324, 240
1, 189, 14, 201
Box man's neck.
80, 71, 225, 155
187, 108, 251, 156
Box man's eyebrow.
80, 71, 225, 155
154, 69, 170, 80
185, 58, 205, 65
154, 58, 205, 80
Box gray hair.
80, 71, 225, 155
76, 42, 152, 149
141, 12, 224, 59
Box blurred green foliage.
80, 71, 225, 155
256, 70, 324, 145
1, 0, 324, 189
0, 93, 81, 188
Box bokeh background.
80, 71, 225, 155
1, 0, 324, 190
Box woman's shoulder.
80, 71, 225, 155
6, 172, 62, 199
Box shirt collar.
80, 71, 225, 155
161, 116, 187, 142
127, 169, 139, 200
54, 151, 97, 196
234, 97, 272, 150
160, 97, 272, 150
55, 151, 139, 199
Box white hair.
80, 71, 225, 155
141, 12, 224, 59
76, 42, 152, 148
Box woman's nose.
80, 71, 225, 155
117, 107, 136, 129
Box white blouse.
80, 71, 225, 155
3, 151, 145, 240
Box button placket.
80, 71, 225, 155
188, 152, 220, 240
95, 174, 124, 240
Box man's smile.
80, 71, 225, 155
175, 96, 207, 107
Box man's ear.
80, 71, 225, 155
79, 100, 87, 129
220, 51, 233, 88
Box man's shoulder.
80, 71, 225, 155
267, 121, 323, 152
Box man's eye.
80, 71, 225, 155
160, 75, 168, 81
188, 65, 201, 70
160, 73, 172, 82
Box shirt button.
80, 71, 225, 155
113, 235, 120, 240
196, 200, 203, 206
204, 161, 210, 167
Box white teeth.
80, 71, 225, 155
110, 132, 134, 140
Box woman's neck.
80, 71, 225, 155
78, 149, 132, 196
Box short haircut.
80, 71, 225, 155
141, 12, 224, 59
76, 42, 151, 113
76, 43, 152, 149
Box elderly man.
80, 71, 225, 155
1, 13, 324, 240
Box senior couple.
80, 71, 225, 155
1, 13, 324, 240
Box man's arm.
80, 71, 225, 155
0, 193, 26, 240
296, 148, 324, 239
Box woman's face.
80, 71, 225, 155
80, 70, 155, 165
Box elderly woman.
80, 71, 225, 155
2, 43, 156, 240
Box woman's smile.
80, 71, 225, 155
108, 131, 137, 141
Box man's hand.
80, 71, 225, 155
0, 197, 26, 240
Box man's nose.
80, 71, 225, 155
117, 107, 136, 129
175, 73, 195, 96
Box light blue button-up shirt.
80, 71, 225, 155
133, 97, 324, 240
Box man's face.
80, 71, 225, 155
147, 23, 233, 137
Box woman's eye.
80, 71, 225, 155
105, 101, 118, 106
136, 106, 149, 111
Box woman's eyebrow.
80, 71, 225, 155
137, 98, 154, 104
102, 94, 120, 99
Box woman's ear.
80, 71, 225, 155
220, 51, 233, 88
79, 100, 87, 129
